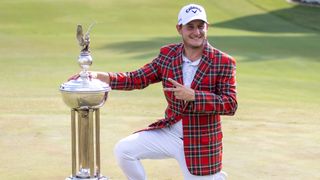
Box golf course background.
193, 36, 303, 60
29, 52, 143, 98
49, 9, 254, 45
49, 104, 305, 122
0, 0, 319, 179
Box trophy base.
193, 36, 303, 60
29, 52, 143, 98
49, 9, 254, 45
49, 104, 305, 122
65, 175, 108, 180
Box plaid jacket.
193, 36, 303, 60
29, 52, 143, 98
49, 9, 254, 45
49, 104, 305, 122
108, 42, 237, 176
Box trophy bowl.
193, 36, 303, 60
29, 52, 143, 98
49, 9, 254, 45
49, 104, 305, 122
60, 78, 111, 109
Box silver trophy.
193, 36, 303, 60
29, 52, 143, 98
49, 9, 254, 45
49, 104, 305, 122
60, 24, 110, 180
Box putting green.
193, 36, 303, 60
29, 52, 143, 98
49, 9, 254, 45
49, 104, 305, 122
0, 0, 319, 179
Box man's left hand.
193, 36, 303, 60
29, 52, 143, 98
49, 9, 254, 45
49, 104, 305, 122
163, 78, 195, 101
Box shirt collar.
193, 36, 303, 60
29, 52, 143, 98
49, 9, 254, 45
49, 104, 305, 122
182, 54, 201, 66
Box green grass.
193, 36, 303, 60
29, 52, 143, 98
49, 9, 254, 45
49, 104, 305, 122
0, 0, 319, 179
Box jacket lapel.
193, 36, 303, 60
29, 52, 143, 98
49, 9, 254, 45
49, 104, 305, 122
171, 43, 184, 85
169, 44, 186, 110
190, 43, 212, 90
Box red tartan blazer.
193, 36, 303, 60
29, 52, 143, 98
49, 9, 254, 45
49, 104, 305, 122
108, 42, 237, 176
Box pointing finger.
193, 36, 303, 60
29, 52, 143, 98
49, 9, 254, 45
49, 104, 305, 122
163, 88, 177, 92
168, 78, 183, 87
68, 74, 80, 81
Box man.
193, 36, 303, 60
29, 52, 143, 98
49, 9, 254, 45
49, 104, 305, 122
82, 4, 237, 180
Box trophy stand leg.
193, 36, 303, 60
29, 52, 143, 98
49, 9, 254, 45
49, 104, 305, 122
89, 109, 95, 178
71, 109, 77, 177
66, 108, 108, 180
95, 109, 101, 176
94, 108, 108, 180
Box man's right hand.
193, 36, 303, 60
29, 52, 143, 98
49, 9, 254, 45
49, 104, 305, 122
95, 71, 110, 84
67, 73, 80, 81
67, 71, 110, 84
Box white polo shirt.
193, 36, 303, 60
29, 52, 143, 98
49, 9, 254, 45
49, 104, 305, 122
182, 54, 201, 87
168, 54, 201, 139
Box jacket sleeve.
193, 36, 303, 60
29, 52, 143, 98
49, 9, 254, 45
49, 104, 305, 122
190, 56, 237, 115
108, 57, 162, 90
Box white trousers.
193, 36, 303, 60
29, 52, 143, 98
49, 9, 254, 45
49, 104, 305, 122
114, 121, 227, 180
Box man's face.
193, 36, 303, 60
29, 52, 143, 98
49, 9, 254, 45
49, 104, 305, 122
177, 20, 208, 49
